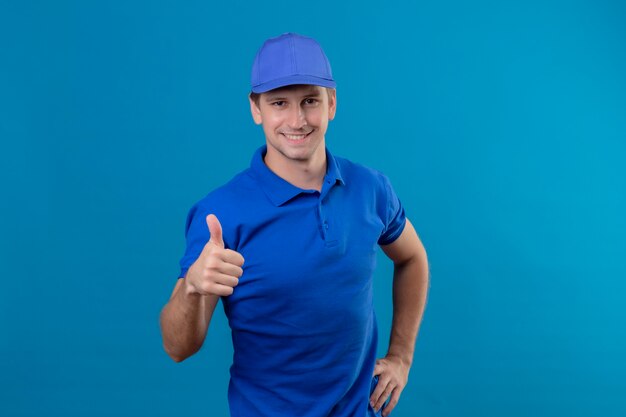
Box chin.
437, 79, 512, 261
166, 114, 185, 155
283, 149, 314, 162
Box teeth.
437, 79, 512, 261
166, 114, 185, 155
284, 133, 308, 140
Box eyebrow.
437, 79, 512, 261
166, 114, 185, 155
264, 89, 321, 101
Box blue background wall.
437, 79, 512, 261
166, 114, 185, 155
1, 1, 625, 416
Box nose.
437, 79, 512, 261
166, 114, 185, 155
287, 105, 307, 130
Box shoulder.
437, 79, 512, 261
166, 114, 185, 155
182, 169, 258, 247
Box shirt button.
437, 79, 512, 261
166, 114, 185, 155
324, 222, 329, 229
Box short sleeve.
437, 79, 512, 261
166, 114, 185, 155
377, 174, 407, 245
177, 202, 210, 279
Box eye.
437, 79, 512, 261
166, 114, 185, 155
304, 98, 318, 105
271, 101, 286, 107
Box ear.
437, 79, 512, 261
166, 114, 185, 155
327, 89, 337, 121
249, 95, 263, 125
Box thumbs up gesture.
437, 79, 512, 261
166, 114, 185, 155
184, 214, 245, 297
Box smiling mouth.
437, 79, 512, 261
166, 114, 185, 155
281, 131, 312, 141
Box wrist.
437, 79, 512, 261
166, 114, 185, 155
386, 351, 413, 368
182, 276, 201, 298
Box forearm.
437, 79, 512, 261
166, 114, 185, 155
386, 254, 429, 366
159, 280, 218, 362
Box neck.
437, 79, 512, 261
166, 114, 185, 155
263, 146, 327, 192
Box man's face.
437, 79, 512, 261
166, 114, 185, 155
249, 84, 337, 165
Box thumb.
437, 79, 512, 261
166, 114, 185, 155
206, 214, 224, 248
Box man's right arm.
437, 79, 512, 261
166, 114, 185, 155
159, 214, 244, 362
159, 277, 220, 362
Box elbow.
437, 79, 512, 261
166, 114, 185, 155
161, 333, 203, 363
163, 343, 183, 362
163, 344, 194, 363
169, 353, 186, 363
159, 312, 197, 363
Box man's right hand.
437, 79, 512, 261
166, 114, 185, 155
184, 214, 245, 297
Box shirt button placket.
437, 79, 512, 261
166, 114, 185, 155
318, 200, 326, 240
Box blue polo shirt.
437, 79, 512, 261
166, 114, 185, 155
178, 145, 406, 417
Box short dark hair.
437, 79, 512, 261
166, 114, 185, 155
249, 86, 335, 108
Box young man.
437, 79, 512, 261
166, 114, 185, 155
160, 33, 429, 417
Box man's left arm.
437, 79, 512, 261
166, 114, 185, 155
370, 218, 430, 416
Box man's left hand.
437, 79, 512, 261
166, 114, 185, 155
370, 355, 410, 416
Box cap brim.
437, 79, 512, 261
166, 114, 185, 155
252, 75, 336, 93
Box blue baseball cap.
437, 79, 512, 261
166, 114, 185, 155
250, 32, 336, 94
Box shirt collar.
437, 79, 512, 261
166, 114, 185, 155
250, 145, 345, 207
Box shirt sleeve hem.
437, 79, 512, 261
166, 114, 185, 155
377, 217, 407, 246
